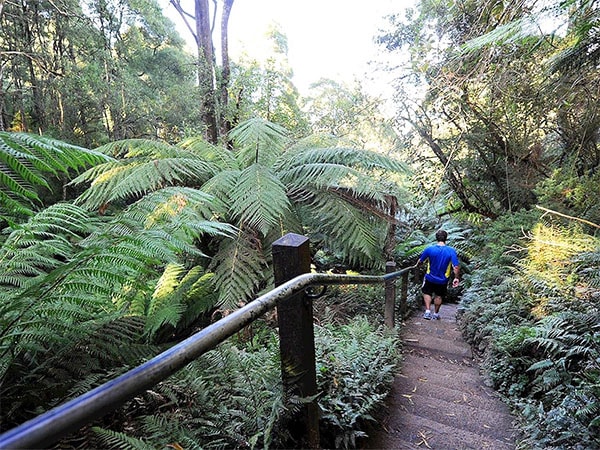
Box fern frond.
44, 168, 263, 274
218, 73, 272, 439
195, 169, 241, 212
71, 140, 217, 210
92, 427, 155, 450
178, 136, 239, 171
304, 193, 385, 267
230, 164, 291, 236
276, 146, 406, 174
144, 263, 187, 338
211, 229, 268, 308
229, 118, 288, 167
0, 132, 111, 220
0, 203, 97, 289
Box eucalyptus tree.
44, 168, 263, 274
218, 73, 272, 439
452, 0, 600, 224
378, 0, 559, 218
71, 118, 408, 308
169, 0, 236, 143
228, 25, 309, 139
0, 0, 197, 145
302, 78, 400, 153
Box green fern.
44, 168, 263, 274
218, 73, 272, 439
211, 229, 268, 309
92, 427, 155, 450
230, 164, 291, 236
0, 132, 111, 222
70, 118, 409, 305
71, 139, 217, 211
229, 117, 289, 167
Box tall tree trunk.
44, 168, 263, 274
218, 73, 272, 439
220, 0, 234, 140
195, 0, 218, 144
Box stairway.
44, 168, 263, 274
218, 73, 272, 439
361, 303, 519, 450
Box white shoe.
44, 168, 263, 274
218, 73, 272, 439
423, 310, 432, 320
432, 313, 440, 320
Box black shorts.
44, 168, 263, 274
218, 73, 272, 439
421, 279, 448, 298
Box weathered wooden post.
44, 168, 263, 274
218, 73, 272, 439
272, 233, 319, 449
384, 261, 396, 328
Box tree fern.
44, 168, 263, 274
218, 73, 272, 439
230, 164, 291, 237
71, 140, 218, 211
229, 117, 289, 167
143, 264, 219, 342
211, 229, 268, 309
0, 132, 111, 222
179, 135, 240, 171
304, 193, 385, 267
70, 118, 409, 305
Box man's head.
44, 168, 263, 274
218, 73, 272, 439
435, 229, 448, 243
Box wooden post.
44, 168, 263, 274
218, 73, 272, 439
272, 233, 319, 449
384, 261, 396, 328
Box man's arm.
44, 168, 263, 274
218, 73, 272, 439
451, 248, 460, 287
452, 264, 460, 287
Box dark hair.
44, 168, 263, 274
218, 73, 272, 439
435, 229, 448, 242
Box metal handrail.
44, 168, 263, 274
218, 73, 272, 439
0, 268, 413, 450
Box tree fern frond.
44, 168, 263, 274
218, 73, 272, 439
178, 136, 239, 171
211, 230, 268, 308
276, 146, 406, 174
0, 203, 97, 289
144, 263, 187, 338
151, 263, 186, 310
230, 118, 288, 167
71, 141, 217, 211
280, 163, 387, 204
305, 193, 385, 267
194, 169, 241, 212
0, 132, 112, 220
13, 133, 110, 169
121, 187, 236, 245
230, 164, 291, 236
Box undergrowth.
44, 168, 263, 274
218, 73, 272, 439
65, 307, 400, 449
458, 211, 600, 449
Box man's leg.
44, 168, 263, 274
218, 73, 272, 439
432, 294, 443, 319
423, 293, 433, 319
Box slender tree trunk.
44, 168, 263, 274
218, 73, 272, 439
220, 0, 234, 140
195, 0, 218, 144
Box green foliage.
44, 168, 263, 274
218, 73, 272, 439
315, 317, 401, 449
458, 211, 600, 449
0, 189, 235, 428
72, 119, 408, 307
83, 314, 400, 450
0, 0, 197, 145
71, 140, 218, 211
536, 166, 600, 228
0, 132, 111, 223
89, 340, 286, 449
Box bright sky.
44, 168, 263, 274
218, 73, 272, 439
161, 0, 404, 96
227, 0, 399, 93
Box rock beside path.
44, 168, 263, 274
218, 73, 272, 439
361, 303, 519, 450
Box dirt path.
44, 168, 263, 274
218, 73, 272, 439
360, 303, 519, 450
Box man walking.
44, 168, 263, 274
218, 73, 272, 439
417, 229, 460, 320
